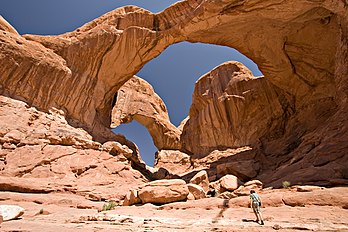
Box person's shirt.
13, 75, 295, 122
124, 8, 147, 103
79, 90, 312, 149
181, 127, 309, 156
250, 192, 260, 203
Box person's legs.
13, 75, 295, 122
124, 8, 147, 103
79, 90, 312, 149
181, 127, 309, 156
252, 202, 260, 222
257, 211, 264, 225
253, 209, 259, 222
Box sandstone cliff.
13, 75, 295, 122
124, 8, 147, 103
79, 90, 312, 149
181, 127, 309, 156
0, 0, 347, 187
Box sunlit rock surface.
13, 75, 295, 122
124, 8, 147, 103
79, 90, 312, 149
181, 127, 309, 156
0, 95, 147, 200
0, 0, 347, 188
112, 76, 181, 150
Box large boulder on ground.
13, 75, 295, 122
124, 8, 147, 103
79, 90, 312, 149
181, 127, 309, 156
187, 183, 206, 200
189, 170, 209, 193
138, 179, 189, 204
220, 175, 240, 191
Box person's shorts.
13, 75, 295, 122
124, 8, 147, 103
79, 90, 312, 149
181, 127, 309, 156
252, 202, 260, 213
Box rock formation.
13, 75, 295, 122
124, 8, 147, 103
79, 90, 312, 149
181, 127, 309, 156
154, 150, 192, 175
181, 61, 285, 155
0, 16, 18, 35
0, 95, 147, 200
0, 0, 347, 189
112, 76, 181, 150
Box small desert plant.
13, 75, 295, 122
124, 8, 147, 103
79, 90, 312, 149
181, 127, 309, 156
102, 201, 116, 211
282, 180, 291, 189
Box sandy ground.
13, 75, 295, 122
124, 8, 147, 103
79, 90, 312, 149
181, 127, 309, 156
1, 192, 348, 232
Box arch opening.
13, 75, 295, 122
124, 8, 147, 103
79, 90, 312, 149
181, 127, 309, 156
111, 41, 263, 166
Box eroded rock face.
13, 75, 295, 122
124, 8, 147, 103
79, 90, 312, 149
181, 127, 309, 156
0, 95, 147, 200
0, 16, 18, 35
112, 76, 181, 150
0, 0, 347, 187
181, 61, 285, 155
154, 150, 192, 175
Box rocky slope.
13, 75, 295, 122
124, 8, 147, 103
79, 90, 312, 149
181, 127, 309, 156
0, 95, 147, 202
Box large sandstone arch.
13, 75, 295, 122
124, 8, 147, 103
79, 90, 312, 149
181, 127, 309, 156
1, 0, 347, 185
111, 76, 181, 150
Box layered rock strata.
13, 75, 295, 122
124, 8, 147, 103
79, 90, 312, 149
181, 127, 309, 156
0, 0, 347, 187
0, 95, 147, 200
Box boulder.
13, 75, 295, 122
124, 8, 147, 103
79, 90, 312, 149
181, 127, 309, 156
187, 184, 206, 200
138, 179, 189, 204
220, 175, 239, 191
244, 180, 263, 189
216, 160, 259, 182
189, 170, 209, 193
187, 192, 195, 201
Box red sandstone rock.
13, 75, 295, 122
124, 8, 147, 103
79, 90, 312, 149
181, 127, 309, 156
112, 77, 181, 150
189, 170, 210, 193
220, 175, 239, 191
123, 189, 141, 206
0, 16, 18, 35
0, 95, 147, 201
138, 179, 189, 204
154, 150, 192, 175
234, 180, 264, 196
187, 183, 206, 200
0, 0, 347, 194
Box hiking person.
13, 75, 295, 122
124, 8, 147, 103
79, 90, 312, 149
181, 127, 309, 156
249, 190, 264, 225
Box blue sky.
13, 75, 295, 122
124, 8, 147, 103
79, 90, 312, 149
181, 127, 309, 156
1, 0, 262, 166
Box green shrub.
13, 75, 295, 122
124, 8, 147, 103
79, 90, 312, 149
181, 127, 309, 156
102, 201, 116, 211
282, 181, 291, 189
